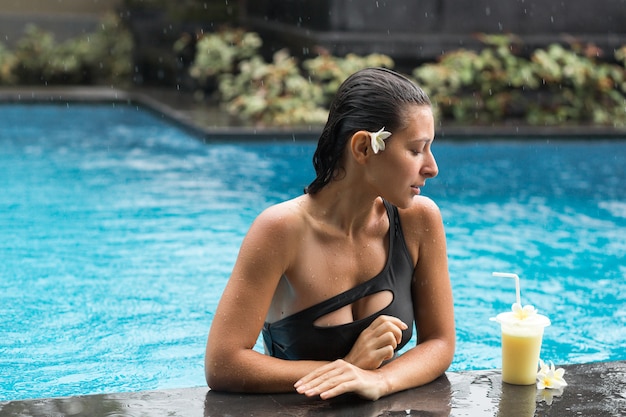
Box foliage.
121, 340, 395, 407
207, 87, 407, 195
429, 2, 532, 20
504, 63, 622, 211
0, 42, 17, 85
4, 16, 625, 128
303, 51, 395, 105
528, 43, 626, 125
413, 34, 626, 126
183, 27, 396, 126
86, 13, 135, 84
0, 14, 132, 86
219, 50, 328, 126
188, 28, 625, 127
178, 28, 263, 94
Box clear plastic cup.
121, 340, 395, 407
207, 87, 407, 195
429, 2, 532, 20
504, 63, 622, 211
495, 311, 551, 385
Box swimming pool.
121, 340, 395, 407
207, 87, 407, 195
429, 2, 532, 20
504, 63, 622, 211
1, 103, 625, 401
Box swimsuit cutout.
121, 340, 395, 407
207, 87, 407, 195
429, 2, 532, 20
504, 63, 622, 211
262, 200, 416, 361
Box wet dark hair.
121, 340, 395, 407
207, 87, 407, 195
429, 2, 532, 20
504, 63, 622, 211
304, 67, 431, 194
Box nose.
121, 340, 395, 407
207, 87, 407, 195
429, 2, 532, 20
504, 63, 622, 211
422, 151, 438, 179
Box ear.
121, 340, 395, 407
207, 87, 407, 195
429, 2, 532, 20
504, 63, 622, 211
350, 131, 372, 165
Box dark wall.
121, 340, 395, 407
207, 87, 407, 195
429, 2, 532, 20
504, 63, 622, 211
242, 0, 626, 67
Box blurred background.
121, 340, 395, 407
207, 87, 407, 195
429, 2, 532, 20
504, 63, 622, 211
1, 0, 625, 126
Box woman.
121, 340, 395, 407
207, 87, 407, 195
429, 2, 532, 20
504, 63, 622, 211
206, 67, 455, 401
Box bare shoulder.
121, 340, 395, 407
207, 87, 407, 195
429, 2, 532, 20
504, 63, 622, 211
396, 196, 445, 260
246, 196, 309, 251
398, 196, 444, 229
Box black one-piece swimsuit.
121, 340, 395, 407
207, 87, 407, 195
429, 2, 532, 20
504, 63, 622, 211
262, 200, 416, 361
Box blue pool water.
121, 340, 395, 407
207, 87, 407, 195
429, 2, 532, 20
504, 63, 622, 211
1, 103, 625, 401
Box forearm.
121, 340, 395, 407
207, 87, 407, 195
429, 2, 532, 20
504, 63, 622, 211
376, 337, 455, 397
205, 347, 328, 393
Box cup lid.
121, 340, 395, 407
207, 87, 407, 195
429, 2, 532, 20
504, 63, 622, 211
492, 311, 551, 328
490, 303, 551, 328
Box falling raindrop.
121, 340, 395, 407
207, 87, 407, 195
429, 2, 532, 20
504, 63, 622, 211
485, 7, 491, 16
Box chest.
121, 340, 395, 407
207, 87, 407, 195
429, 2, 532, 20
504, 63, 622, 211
303, 231, 388, 289
268, 232, 391, 323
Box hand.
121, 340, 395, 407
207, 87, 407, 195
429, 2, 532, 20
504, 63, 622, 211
344, 315, 407, 370
294, 359, 388, 401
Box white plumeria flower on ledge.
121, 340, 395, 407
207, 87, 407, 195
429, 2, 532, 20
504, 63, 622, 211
369, 127, 392, 154
536, 359, 568, 390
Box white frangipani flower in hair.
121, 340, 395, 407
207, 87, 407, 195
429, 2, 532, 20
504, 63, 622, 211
368, 127, 392, 154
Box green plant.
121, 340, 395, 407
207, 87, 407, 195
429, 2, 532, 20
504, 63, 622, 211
12, 25, 62, 83
84, 13, 134, 85
0, 42, 17, 85
216, 49, 396, 126
9, 14, 132, 85
528, 44, 626, 125
414, 34, 626, 126
184, 26, 396, 125
182, 28, 262, 93
185, 27, 626, 127
414, 34, 537, 123
412, 48, 481, 122
303, 52, 395, 106
219, 50, 328, 126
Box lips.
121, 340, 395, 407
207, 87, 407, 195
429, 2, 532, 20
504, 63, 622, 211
411, 185, 421, 195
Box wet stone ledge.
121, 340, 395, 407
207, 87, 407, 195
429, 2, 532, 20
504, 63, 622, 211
1, 361, 624, 417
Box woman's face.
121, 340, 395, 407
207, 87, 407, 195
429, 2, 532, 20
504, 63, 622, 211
369, 105, 438, 209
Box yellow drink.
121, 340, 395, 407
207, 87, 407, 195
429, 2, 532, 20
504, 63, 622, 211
490, 273, 551, 386
501, 330, 543, 385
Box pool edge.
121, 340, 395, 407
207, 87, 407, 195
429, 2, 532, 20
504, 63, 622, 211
2, 86, 626, 141
1, 361, 624, 416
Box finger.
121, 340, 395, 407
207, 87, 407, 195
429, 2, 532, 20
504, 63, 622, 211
297, 372, 345, 396
370, 316, 407, 338
295, 361, 345, 391
300, 366, 356, 398
378, 344, 395, 361
371, 320, 404, 346
318, 379, 356, 400
373, 315, 408, 330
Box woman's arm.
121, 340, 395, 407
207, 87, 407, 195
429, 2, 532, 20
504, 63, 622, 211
382, 196, 456, 391
295, 197, 455, 400
205, 204, 326, 392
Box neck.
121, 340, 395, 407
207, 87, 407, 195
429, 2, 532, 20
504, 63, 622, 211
307, 180, 384, 237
